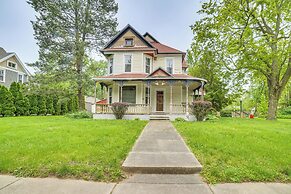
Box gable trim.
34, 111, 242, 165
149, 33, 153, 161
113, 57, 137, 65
103, 24, 155, 50
143, 32, 160, 43
0, 53, 30, 75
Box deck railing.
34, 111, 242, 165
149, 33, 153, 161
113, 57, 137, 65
96, 103, 187, 114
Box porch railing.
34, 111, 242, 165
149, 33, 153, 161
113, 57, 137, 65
172, 104, 186, 114
96, 103, 187, 114
96, 104, 150, 114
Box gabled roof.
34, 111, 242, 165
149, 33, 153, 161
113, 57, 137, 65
147, 67, 173, 78
0, 47, 31, 75
143, 32, 160, 43
102, 24, 155, 50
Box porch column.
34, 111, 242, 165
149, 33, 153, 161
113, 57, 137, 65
146, 81, 151, 114
93, 81, 97, 113
185, 81, 189, 115
169, 80, 174, 114
118, 81, 124, 102
201, 81, 205, 101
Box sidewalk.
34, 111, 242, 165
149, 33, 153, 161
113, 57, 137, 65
1, 175, 290, 194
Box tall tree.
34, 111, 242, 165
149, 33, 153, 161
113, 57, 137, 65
191, 0, 291, 120
28, 0, 118, 109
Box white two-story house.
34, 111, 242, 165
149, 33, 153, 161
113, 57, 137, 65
93, 24, 206, 120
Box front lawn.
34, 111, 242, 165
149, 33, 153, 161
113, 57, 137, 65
0, 116, 147, 182
174, 118, 291, 184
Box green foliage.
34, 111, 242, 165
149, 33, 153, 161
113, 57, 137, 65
46, 96, 54, 115
55, 101, 62, 115
111, 102, 129, 119
189, 101, 213, 121
191, 0, 291, 120
60, 99, 68, 115
38, 96, 47, 115
1, 87, 16, 116
175, 117, 186, 122
0, 86, 6, 115
23, 97, 30, 116
27, 0, 118, 109
220, 110, 232, 117
66, 111, 93, 119
29, 95, 39, 115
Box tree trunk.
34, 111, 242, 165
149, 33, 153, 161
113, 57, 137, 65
267, 91, 279, 120
76, 58, 85, 110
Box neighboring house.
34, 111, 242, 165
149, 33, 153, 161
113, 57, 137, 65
93, 24, 206, 120
0, 47, 30, 87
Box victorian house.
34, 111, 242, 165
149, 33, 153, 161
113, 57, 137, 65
93, 25, 206, 120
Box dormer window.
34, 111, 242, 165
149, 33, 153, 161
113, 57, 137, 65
125, 38, 133, 47
7, 61, 17, 69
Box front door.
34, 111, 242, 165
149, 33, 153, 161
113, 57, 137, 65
156, 91, 164, 111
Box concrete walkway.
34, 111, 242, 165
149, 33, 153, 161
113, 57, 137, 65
122, 120, 202, 174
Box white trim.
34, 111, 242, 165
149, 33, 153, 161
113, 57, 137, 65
0, 53, 30, 75
123, 54, 133, 73
7, 60, 17, 69
0, 68, 6, 83
108, 57, 114, 75
17, 72, 24, 84
165, 57, 174, 74
144, 56, 151, 74
119, 83, 138, 103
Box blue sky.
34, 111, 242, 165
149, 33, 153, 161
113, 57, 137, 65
0, 0, 201, 66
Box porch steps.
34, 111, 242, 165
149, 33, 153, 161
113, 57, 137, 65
149, 115, 170, 120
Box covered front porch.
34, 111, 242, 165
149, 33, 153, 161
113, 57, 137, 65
92, 69, 206, 120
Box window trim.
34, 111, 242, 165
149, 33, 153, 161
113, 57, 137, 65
145, 56, 151, 74
7, 60, 17, 69
18, 73, 24, 84
165, 57, 174, 74
124, 38, 134, 47
121, 85, 137, 104
108, 57, 113, 75
0, 68, 5, 83
124, 54, 133, 73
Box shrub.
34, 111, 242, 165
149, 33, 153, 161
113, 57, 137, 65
66, 111, 93, 119
2, 87, 16, 116
189, 101, 212, 121
279, 106, 291, 115
29, 95, 39, 115
38, 96, 47, 115
134, 118, 140, 121
175, 117, 186, 122
111, 102, 128, 119
220, 109, 232, 117
46, 96, 55, 115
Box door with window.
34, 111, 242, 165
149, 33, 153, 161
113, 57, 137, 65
156, 91, 164, 111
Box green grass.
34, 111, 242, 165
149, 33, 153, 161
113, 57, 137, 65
174, 118, 291, 184
0, 116, 147, 182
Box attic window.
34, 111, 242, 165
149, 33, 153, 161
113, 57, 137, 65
7, 61, 17, 69
125, 38, 133, 47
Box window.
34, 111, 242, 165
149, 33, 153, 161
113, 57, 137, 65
122, 86, 136, 104
166, 58, 173, 74
18, 74, 23, 83
124, 55, 132, 72
145, 57, 151, 74
145, 86, 150, 104
108, 58, 113, 74
7, 61, 17, 69
108, 88, 112, 104
125, 38, 133, 46
0, 69, 5, 82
